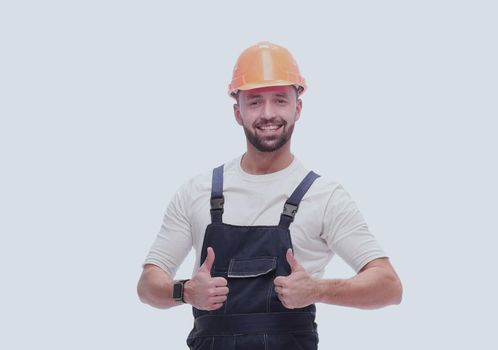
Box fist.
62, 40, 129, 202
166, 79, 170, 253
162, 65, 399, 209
274, 249, 318, 309
184, 247, 229, 311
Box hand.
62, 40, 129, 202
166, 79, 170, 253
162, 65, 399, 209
183, 247, 229, 311
274, 249, 319, 309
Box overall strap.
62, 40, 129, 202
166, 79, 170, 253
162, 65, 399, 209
210, 165, 225, 223
279, 171, 321, 228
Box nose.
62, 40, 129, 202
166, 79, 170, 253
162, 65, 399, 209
262, 100, 277, 119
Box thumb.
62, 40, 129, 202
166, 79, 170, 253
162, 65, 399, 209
286, 248, 303, 273
200, 247, 215, 274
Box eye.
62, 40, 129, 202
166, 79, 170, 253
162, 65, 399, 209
249, 100, 261, 106
276, 99, 288, 105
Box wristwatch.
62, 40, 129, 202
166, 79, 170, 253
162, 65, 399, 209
172, 279, 189, 303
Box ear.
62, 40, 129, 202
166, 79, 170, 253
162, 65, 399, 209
233, 103, 243, 126
294, 98, 302, 122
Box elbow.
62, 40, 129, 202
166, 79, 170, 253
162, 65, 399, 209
137, 279, 148, 304
137, 272, 156, 306
390, 275, 403, 306
368, 276, 402, 309
136, 267, 172, 309
382, 262, 403, 306
369, 272, 402, 309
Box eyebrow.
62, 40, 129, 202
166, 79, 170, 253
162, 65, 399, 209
246, 92, 290, 99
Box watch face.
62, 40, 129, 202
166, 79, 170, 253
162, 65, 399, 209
173, 282, 183, 299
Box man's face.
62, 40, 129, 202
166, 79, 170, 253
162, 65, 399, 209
234, 85, 302, 153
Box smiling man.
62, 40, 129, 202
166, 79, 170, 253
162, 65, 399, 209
236, 85, 300, 154
137, 41, 402, 350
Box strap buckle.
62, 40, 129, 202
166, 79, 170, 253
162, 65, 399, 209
282, 203, 298, 220
210, 196, 225, 213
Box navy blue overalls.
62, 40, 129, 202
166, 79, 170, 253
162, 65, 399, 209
187, 165, 321, 350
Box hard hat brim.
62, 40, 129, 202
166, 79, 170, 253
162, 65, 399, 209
229, 80, 306, 98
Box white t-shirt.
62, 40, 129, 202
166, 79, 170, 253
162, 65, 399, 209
143, 155, 386, 278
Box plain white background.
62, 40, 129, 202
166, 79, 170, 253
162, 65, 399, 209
1, 1, 497, 349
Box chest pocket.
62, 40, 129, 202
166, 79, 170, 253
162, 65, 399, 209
225, 257, 277, 313
228, 257, 276, 278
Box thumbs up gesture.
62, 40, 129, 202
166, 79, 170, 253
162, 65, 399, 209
184, 247, 229, 311
274, 249, 319, 309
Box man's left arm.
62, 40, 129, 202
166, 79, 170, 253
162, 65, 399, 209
274, 249, 402, 309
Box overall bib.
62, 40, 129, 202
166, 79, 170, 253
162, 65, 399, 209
187, 165, 320, 350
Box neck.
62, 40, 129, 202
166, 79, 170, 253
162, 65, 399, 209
240, 143, 294, 175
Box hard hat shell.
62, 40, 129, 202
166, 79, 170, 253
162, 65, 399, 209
228, 41, 307, 98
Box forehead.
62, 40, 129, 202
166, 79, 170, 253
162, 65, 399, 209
240, 85, 296, 99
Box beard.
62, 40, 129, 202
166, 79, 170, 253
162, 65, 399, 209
243, 118, 295, 153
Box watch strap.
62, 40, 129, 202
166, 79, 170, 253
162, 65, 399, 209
173, 279, 189, 303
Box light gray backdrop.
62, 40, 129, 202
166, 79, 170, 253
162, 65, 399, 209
1, 1, 497, 349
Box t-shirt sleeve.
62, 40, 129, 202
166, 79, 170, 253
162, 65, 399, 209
320, 184, 387, 273
142, 182, 193, 278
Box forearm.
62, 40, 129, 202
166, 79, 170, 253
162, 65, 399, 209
138, 248, 229, 311
137, 265, 182, 309
314, 259, 403, 309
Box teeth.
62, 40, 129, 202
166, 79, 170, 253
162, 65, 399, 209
259, 125, 280, 130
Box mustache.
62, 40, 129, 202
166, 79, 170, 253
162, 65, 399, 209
253, 117, 287, 128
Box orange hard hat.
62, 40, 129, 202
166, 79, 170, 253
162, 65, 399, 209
228, 41, 307, 98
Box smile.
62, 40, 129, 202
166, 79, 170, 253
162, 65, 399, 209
256, 124, 283, 131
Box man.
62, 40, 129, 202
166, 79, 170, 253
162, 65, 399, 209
137, 41, 402, 349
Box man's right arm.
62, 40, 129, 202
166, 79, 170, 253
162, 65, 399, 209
137, 247, 229, 310
137, 264, 179, 309
137, 181, 193, 309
